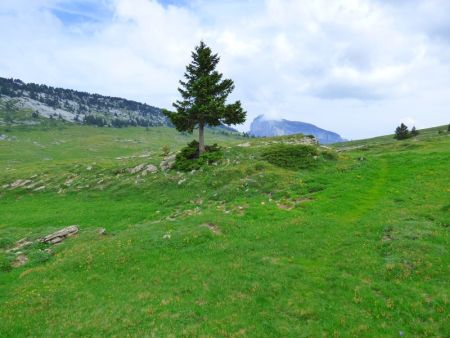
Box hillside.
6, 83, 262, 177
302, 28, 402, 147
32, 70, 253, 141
249, 115, 345, 144
0, 77, 168, 127
0, 77, 243, 134
0, 122, 449, 336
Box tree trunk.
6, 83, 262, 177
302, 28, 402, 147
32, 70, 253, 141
199, 123, 205, 155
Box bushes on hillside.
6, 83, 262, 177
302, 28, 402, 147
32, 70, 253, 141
394, 123, 420, 140
173, 140, 223, 171
261, 144, 320, 170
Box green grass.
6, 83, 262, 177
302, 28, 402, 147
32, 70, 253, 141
0, 123, 449, 337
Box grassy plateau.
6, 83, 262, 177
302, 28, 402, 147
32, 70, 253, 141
0, 121, 449, 337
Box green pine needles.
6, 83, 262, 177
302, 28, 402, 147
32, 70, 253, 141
164, 41, 246, 155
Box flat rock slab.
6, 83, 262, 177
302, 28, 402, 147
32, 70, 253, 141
40, 225, 79, 244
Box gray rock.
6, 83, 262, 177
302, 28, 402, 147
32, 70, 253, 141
98, 227, 106, 235
12, 254, 28, 268
160, 154, 176, 171
142, 164, 158, 175
128, 163, 146, 174
40, 225, 79, 244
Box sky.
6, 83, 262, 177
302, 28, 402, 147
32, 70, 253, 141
0, 0, 449, 139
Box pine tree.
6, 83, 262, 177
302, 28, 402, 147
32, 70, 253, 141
411, 126, 419, 137
164, 41, 246, 154
394, 123, 410, 140
447, 124, 450, 132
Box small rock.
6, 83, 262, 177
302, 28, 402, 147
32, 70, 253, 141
98, 228, 106, 235
64, 177, 77, 186
12, 254, 28, 268
238, 142, 251, 147
160, 154, 176, 171
86, 166, 92, 171
163, 233, 171, 239
142, 164, 158, 175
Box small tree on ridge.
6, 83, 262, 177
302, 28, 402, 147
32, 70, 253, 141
394, 123, 411, 140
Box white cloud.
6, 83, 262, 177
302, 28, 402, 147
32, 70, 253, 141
0, 0, 449, 139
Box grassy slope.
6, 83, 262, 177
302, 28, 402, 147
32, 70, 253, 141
0, 123, 449, 337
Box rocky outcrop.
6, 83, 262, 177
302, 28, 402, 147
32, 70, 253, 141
40, 225, 79, 244
128, 164, 158, 175
160, 154, 176, 171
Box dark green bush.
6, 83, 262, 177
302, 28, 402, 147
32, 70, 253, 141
173, 140, 223, 171
261, 144, 319, 169
0, 253, 12, 272
0, 238, 12, 249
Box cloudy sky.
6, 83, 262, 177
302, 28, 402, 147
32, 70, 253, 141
1, 0, 449, 139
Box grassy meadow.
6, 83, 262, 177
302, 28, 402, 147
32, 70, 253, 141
0, 122, 449, 337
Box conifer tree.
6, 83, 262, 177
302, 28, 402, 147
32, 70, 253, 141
394, 123, 410, 140
164, 41, 246, 154
411, 126, 419, 137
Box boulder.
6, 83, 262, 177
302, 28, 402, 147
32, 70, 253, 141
40, 225, 79, 244
142, 164, 158, 175
160, 154, 176, 171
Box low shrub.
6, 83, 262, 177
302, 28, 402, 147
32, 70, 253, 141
321, 149, 338, 160
173, 140, 223, 171
0, 238, 12, 249
28, 250, 52, 264
261, 144, 319, 170
0, 253, 12, 272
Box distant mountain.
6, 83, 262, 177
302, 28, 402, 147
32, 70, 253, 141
0, 77, 238, 133
249, 115, 345, 144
